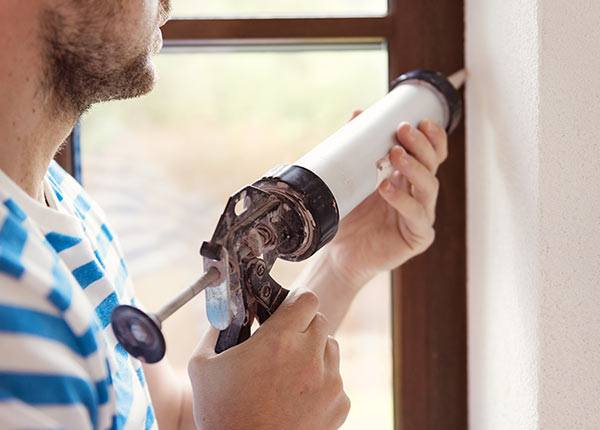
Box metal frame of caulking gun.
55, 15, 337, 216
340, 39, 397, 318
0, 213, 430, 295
203, 163, 341, 353
110, 68, 465, 364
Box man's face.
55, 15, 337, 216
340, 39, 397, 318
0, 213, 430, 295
42, 0, 171, 114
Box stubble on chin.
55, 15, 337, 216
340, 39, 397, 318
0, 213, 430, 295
41, 7, 157, 118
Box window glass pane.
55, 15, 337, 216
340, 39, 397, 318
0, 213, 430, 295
82, 50, 392, 429
172, 0, 387, 18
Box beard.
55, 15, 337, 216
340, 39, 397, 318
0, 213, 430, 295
41, 5, 158, 116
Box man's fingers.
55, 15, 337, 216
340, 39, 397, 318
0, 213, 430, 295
396, 122, 440, 173
324, 336, 341, 372
389, 146, 439, 222
193, 326, 220, 359
305, 312, 330, 351
378, 177, 433, 239
419, 119, 448, 163
262, 289, 319, 333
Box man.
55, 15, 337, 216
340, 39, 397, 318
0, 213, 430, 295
0, 1, 449, 429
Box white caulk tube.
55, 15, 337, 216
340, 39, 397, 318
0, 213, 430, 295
297, 69, 463, 218
256, 69, 464, 262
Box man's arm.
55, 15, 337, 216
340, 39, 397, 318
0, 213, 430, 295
142, 360, 195, 430
293, 251, 359, 333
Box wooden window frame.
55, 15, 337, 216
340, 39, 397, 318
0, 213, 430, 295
59, 1, 466, 428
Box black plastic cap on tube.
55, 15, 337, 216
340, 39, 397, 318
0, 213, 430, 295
268, 165, 340, 261
390, 69, 464, 134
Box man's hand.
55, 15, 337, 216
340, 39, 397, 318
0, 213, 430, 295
325, 115, 449, 291
188, 290, 350, 430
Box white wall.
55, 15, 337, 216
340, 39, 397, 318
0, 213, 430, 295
466, 0, 600, 428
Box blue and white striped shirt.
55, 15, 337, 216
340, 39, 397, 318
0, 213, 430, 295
0, 162, 156, 429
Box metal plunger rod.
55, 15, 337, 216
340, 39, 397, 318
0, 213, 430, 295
154, 267, 221, 324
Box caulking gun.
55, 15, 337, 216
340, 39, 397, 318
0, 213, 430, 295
111, 69, 466, 363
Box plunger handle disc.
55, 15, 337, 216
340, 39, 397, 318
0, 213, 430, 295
111, 305, 166, 364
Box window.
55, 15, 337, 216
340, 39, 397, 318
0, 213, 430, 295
60, 2, 467, 428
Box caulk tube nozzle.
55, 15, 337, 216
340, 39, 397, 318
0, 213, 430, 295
448, 69, 467, 90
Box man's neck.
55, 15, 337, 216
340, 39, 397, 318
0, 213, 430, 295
0, 87, 76, 204
0, 6, 77, 203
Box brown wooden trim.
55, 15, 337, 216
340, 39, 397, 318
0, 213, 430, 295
389, 0, 467, 429
161, 17, 392, 45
